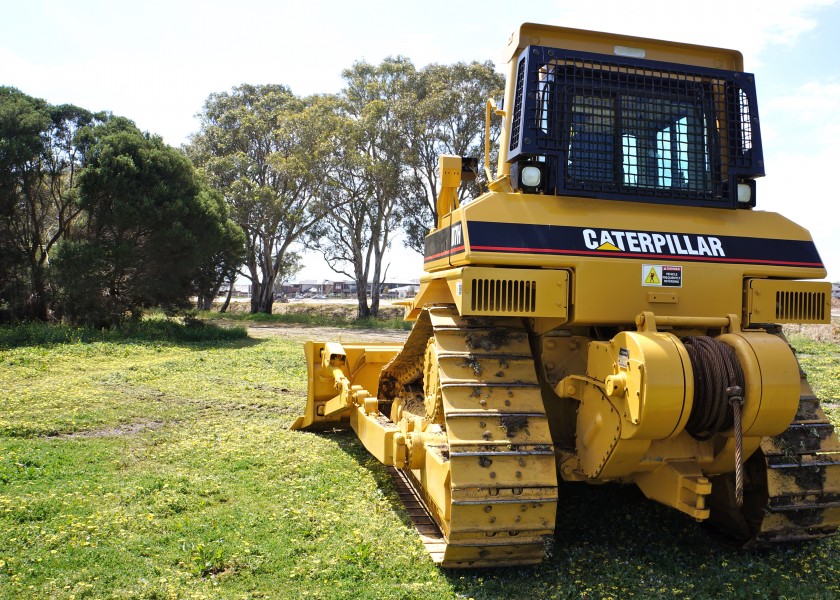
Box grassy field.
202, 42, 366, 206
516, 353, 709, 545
1, 314, 838, 599
202, 300, 412, 331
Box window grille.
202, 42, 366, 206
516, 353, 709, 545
508, 46, 763, 207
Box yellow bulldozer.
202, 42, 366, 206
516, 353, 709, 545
291, 23, 839, 567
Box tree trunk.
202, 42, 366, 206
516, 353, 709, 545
198, 272, 227, 311
356, 284, 370, 319
257, 274, 275, 314
370, 251, 382, 318
219, 279, 234, 313
249, 278, 261, 314
28, 263, 49, 321
198, 295, 214, 311
369, 283, 380, 317
197, 292, 211, 311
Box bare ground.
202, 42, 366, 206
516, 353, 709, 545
783, 296, 840, 343
246, 322, 409, 344
216, 299, 410, 343
232, 297, 840, 345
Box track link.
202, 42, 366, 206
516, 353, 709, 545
751, 371, 840, 546
382, 306, 558, 567
710, 353, 840, 546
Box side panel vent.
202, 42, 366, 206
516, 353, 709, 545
775, 290, 826, 322
471, 278, 537, 313
454, 267, 568, 319
746, 279, 831, 325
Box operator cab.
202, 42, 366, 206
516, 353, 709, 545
506, 44, 763, 209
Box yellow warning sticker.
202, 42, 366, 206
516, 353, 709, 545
642, 264, 682, 287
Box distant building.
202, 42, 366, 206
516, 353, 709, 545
280, 278, 420, 299
219, 280, 252, 296
282, 280, 331, 298
381, 281, 420, 299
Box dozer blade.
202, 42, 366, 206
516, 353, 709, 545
290, 340, 403, 431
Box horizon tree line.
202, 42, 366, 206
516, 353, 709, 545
0, 56, 503, 324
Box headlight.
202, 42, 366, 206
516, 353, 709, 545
521, 165, 542, 187
512, 160, 546, 194
737, 180, 756, 207
737, 183, 751, 203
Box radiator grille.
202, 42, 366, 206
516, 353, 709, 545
470, 278, 537, 313
775, 290, 827, 322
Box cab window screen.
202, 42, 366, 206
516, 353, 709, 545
568, 96, 615, 182
564, 90, 712, 196
509, 46, 764, 207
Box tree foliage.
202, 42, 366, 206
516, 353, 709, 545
0, 87, 105, 320
190, 59, 505, 318
401, 62, 505, 253
188, 85, 332, 314
310, 59, 413, 318
193, 189, 246, 312
2, 54, 507, 324
305, 59, 504, 315
51, 119, 240, 326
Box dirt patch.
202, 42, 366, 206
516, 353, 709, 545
223, 300, 404, 321
223, 299, 839, 344
783, 322, 840, 344
216, 300, 410, 343
245, 323, 409, 344
57, 420, 165, 439
203, 300, 410, 343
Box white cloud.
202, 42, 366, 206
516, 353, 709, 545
546, 0, 836, 66
765, 79, 840, 139
759, 78, 840, 281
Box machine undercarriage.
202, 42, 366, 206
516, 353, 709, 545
292, 306, 840, 567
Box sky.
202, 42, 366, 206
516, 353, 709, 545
3, 0, 839, 283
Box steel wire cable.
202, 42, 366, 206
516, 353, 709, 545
683, 336, 745, 440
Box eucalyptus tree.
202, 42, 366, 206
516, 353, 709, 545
311, 58, 413, 318
189, 85, 333, 314
401, 61, 505, 252
0, 87, 104, 320
312, 103, 388, 318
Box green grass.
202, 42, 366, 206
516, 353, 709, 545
0, 315, 247, 349
198, 303, 413, 331
786, 332, 840, 402
1, 320, 839, 599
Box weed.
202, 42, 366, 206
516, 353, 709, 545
185, 541, 230, 578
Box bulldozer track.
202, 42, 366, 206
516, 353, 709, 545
387, 466, 448, 563
751, 370, 840, 546
710, 348, 840, 546
381, 306, 558, 567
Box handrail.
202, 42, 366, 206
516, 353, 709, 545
484, 99, 505, 182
